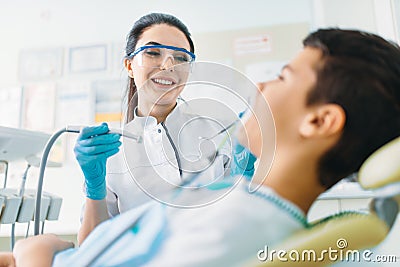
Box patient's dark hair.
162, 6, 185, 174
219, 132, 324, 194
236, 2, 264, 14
303, 29, 400, 188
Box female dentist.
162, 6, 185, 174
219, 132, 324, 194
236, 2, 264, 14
74, 13, 256, 244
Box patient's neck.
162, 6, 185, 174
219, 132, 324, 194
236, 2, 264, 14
259, 150, 325, 214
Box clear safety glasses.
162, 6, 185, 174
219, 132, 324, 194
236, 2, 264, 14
129, 45, 196, 72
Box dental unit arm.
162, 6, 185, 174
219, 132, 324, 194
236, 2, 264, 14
34, 125, 142, 235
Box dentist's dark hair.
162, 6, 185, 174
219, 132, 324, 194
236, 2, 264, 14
123, 13, 195, 123
303, 28, 400, 189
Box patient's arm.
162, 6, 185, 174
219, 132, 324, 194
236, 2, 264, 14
0, 252, 15, 267
78, 198, 110, 245
13, 234, 74, 267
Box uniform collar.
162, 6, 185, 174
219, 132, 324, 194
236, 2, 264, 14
127, 99, 189, 129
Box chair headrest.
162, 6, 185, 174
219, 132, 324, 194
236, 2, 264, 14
359, 136, 400, 189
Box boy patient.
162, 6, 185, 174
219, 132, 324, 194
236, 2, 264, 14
1, 28, 399, 267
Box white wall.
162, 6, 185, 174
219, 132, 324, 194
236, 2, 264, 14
311, 0, 399, 42
0, 0, 313, 87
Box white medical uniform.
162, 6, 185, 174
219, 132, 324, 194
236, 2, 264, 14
54, 180, 306, 267
105, 102, 232, 215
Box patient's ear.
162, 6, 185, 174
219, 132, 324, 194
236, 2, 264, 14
124, 58, 134, 78
299, 104, 345, 138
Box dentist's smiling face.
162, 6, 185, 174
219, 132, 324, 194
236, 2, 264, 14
128, 24, 192, 107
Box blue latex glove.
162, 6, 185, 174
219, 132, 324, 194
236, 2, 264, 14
230, 140, 257, 179
230, 110, 257, 179
74, 123, 122, 200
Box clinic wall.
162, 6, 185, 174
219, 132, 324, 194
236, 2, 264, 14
312, 0, 399, 43
0, 0, 313, 88
312, 0, 377, 31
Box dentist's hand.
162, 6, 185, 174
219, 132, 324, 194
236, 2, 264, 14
74, 123, 121, 200
230, 140, 257, 179
230, 110, 257, 179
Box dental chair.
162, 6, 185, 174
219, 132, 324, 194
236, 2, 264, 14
250, 136, 400, 267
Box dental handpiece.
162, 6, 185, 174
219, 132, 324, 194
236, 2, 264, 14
198, 118, 240, 141
66, 125, 142, 143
